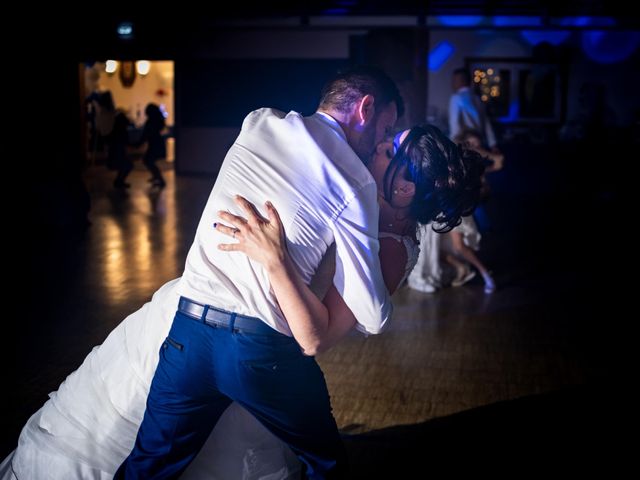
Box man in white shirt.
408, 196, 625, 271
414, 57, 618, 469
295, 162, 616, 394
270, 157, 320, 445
448, 67, 500, 233
116, 66, 404, 479
448, 67, 497, 149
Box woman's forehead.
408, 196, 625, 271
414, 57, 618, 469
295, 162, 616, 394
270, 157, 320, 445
392, 129, 411, 154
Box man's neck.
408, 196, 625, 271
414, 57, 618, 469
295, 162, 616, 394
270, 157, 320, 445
317, 108, 359, 153
317, 108, 349, 132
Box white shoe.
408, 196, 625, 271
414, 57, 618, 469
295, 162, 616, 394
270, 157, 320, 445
483, 273, 496, 293
451, 268, 476, 287
408, 277, 437, 293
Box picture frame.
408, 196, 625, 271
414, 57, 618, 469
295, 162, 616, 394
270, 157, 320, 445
119, 61, 136, 88
466, 57, 565, 123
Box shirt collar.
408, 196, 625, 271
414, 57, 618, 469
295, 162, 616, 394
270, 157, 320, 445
314, 111, 347, 142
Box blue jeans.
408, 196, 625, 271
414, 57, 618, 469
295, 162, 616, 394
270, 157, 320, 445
115, 311, 347, 479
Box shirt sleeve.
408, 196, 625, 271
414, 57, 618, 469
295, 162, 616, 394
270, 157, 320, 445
331, 182, 392, 335
448, 94, 460, 141
484, 115, 497, 147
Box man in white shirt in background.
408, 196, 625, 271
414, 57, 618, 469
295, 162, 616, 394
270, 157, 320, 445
116, 66, 404, 480
449, 67, 498, 151
449, 67, 501, 234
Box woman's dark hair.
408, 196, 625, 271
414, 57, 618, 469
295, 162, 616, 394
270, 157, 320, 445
452, 128, 483, 145
318, 65, 405, 118
144, 103, 165, 128
383, 124, 485, 232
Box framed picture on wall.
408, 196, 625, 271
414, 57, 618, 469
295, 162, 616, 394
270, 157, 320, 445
119, 61, 136, 88
466, 57, 564, 123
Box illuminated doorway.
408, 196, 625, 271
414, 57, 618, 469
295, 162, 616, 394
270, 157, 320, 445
83, 60, 175, 167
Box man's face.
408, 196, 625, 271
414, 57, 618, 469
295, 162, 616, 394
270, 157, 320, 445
452, 73, 467, 91
353, 102, 398, 163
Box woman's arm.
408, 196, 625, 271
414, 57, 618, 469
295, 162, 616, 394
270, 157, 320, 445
379, 237, 409, 293
216, 196, 408, 355
216, 196, 345, 355
471, 145, 504, 172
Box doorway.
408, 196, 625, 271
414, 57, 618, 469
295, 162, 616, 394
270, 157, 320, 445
83, 60, 175, 169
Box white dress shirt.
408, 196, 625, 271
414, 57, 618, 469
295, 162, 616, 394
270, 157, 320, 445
177, 108, 392, 336
448, 86, 497, 147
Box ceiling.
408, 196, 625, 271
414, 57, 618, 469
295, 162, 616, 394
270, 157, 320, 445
191, 1, 635, 20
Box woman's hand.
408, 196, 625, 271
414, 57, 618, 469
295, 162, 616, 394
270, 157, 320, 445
217, 195, 344, 355
215, 195, 287, 272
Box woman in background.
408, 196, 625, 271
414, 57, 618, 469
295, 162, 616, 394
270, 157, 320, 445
139, 103, 167, 188
408, 128, 500, 293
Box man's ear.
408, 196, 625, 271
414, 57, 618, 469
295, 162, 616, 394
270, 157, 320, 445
356, 94, 375, 125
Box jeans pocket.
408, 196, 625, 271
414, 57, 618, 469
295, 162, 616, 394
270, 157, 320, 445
165, 336, 184, 351
160, 335, 187, 371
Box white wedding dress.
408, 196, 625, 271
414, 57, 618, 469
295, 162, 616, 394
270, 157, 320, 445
1, 236, 418, 480
408, 216, 480, 290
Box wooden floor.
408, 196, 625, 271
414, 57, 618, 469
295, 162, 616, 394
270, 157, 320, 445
6, 152, 623, 475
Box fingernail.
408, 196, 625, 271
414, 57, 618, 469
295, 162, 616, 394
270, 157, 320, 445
213, 222, 217, 228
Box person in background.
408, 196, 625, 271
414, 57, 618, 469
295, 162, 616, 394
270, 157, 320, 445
441, 217, 495, 293
138, 103, 167, 188
110, 110, 133, 188
448, 67, 498, 152
449, 68, 503, 233
408, 128, 499, 294
442, 129, 501, 293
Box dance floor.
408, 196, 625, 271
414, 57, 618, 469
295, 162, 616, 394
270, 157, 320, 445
6, 148, 622, 475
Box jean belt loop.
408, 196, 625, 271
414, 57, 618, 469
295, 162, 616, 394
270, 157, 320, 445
229, 312, 237, 331
201, 305, 209, 324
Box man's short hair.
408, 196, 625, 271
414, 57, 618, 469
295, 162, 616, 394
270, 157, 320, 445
319, 65, 404, 118
453, 67, 471, 85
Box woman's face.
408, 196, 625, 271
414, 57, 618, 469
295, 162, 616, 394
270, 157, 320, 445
464, 134, 482, 149
368, 129, 415, 208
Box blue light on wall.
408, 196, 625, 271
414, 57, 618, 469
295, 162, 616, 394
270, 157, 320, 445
521, 30, 571, 46
428, 41, 455, 71
322, 8, 349, 15
436, 15, 483, 27
323, 0, 355, 14
559, 16, 616, 27
582, 31, 640, 63
493, 16, 542, 27
497, 100, 520, 123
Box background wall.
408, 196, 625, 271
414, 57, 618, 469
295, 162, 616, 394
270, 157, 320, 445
427, 28, 640, 139
427, 30, 532, 131
175, 30, 358, 175
175, 27, 429, 175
